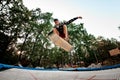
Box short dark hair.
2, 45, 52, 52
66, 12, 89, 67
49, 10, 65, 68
54, 19, 59, 22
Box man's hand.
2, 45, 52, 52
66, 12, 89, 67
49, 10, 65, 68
78, 16, 82, 19
64, 37, 69, 41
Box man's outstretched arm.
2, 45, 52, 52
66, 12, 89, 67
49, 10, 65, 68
64, 16, 82, 25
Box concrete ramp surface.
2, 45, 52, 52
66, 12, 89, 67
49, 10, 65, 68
0, 68, 120, 80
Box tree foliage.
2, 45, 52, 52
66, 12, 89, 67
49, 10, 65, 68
0, 0, 120, 67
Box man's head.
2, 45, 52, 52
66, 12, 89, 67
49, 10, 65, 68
54, 19, 60, 25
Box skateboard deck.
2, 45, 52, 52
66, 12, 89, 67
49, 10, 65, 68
48, 33, 73, 52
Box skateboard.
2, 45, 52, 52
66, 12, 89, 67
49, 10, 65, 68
48, 33, 73, 52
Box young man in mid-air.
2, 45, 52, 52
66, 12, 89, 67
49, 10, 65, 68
53, 16, 82, 41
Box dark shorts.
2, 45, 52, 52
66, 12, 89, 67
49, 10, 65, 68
59, 33, 65, 38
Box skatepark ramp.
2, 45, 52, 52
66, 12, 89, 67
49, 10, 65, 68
0, 63, 120, 80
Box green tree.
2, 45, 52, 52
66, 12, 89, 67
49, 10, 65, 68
17, 8, 53, 67
1, 0, 120, 67
0, 0, 31, 64
67, 23, 98, 66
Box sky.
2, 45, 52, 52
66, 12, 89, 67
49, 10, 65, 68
23, 0, 120, 41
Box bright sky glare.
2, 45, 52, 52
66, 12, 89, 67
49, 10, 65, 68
23, 0, 120, 40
